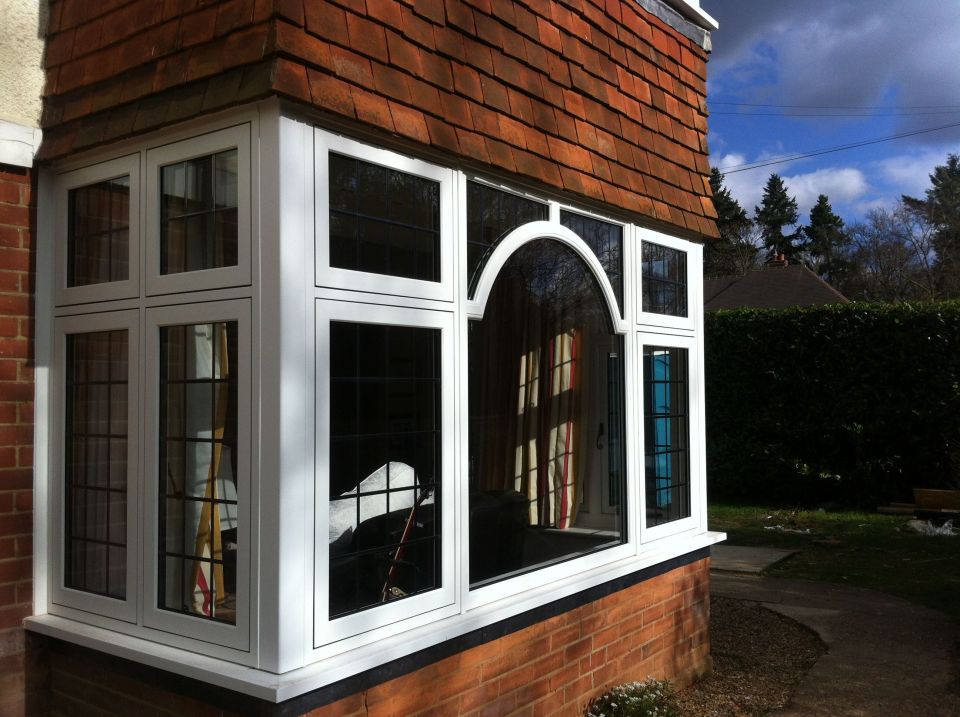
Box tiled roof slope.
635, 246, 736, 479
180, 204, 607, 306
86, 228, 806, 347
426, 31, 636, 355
40, 0, 719, 239
704, 265, 850, 311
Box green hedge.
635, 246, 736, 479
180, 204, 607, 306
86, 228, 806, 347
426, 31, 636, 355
704, 302, 960, 507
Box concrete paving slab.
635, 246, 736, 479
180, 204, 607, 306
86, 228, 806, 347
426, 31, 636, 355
712, 573, 960, 717
711, 544, 797, 573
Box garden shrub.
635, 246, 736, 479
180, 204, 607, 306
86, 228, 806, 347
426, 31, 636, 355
584, 679, 680, 717
705, 301, 960, 507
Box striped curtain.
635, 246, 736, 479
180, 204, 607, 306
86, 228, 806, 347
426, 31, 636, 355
513, 329, 581, 528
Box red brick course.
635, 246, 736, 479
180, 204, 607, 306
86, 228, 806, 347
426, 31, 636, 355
0, 164, 35, 717
39, 559, 711, 716
40, 0, 718, 239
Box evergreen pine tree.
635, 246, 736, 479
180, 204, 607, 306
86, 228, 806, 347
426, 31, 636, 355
755, 173, 801, 260
903, 154, 960, 295
803, 194, 849, 281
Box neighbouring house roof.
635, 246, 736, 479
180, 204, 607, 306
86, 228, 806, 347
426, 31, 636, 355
704, 264, 849, 310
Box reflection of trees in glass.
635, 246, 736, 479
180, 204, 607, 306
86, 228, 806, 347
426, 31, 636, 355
560, 210, 623, 317
642, 242, 687, 317
468, 239, 625, 585
466, 182, 548, 294
329, 153, 440, 282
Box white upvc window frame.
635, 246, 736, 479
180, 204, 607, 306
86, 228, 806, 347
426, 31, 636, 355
145, 124, 253, 296
637, 331, 706, 543
49, 309, 140, 624
636, 228, 701, 333
53, 154, 141, 306
313, 299, 458, 649
142, 298, 253, 653
314, 130, 456, 303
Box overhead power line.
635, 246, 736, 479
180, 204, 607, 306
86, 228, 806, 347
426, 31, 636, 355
711, 101, 960, 110
719, 120, 960, 174
712, 110, 960, 118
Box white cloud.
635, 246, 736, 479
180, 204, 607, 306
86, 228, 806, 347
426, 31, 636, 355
872, 150, 948, 199
783, 167, 869, 215
716, 152, 746, 171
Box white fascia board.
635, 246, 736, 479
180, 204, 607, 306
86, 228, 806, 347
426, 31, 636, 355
662, 0, 718, 30
0, 119, 42, 168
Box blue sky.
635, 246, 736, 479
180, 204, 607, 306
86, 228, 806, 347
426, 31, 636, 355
701, 0, 960, 226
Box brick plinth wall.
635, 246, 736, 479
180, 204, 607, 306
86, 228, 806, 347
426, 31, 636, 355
0, 164, 36, 717
37, 559, 710, 717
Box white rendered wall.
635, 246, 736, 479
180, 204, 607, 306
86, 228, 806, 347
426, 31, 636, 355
0, 0, 45, 165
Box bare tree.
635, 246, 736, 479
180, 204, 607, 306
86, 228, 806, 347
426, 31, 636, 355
840, 202, 938, 302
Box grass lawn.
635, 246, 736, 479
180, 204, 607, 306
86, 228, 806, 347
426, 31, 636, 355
709, 505, 960, 623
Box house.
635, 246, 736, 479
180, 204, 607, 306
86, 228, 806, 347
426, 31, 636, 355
704, 260, 850, 311
0, 0, 722, 714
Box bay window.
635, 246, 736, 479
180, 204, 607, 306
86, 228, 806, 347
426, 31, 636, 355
34, 111, 716, 699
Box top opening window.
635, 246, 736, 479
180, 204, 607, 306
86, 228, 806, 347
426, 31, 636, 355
146, 124, 251, 295
466, 181, 548, 296
641, 241, 688, 318
68, 176, 131, 287
329, 154, 440, 283
316, 132, 453, 302
159, 149, 239, 275
55, 154, 140, 305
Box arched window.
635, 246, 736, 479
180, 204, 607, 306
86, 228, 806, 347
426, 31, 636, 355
468, 238, 626, 587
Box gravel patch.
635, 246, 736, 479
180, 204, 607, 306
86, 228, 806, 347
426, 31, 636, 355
677, 597, 826, 717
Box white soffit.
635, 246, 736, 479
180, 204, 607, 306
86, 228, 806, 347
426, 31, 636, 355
0, 120, 42, 168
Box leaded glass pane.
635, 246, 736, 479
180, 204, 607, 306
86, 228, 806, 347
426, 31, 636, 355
160, 150, 239, 274
328, 322, 442, 618
466, 181, 548, 295
158, 322, 239, 624
643, 346, 691, 526
65, 330, 128, 598
329, 154, 440, 282
560, 210, 624, 317
68, 177, 130, 286
641, 242, 688, 317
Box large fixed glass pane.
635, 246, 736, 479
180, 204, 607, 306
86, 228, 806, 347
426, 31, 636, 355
466, 181, 548, 295
560, 210, 624, 317
328, 322, 442, 618
68, 177, 131, 286
65, 331, 128, 598
328, 153, 441, 282
641, 242, 688, 317
643, 346, 691, 526
158, 322, 238, 624
160, 150, 239, 274
468, 240, 626, 588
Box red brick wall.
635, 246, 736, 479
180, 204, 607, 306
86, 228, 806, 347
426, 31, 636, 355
304, 559, 711, 717
40, 559, 710, 717
41, 0, 718, 239
0, 165, 36, 717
